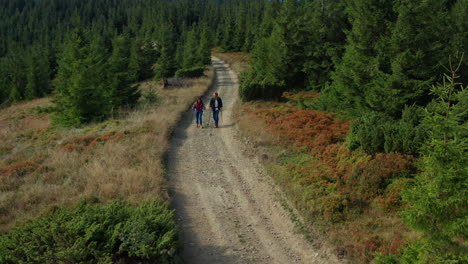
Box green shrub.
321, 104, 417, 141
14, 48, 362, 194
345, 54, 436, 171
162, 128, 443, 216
175, 66, 205, 78
375, 239, 468, 264
372, 253, 399, 264
0, 199, 180, 264
239, 69, 286, 101
346, 107, 428, 154
346, 111, 391, 153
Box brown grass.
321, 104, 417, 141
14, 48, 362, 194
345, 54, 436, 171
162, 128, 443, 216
0, 67, 214, 231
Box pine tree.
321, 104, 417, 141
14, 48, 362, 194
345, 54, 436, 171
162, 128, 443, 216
388, 0, 452, 108
107, 34, 140, 110
258, 0, 280, 39
220, 9, 235, 51
449, 0, 468, 86
182, 27, 200, 69
268, 0, 308, 89
128, 40, 141, 83
198, 24, 212, 66
154, 24, 177, 86
402, 64, 467, 261
327, 0, 396, 115
302, 0, 348, 91
54, 30, 108, 126
5, 48, 27, 103
25, 46, 51, 100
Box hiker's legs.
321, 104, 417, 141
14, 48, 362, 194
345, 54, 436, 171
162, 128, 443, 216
196, 110, 203, 125
213, 110, 220, 127
197, 111, 203, 126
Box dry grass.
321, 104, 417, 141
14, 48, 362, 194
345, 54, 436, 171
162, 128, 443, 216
0, 67, 214, 231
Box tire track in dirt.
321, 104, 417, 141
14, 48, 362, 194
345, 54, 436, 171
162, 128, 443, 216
167, 57, 340, 264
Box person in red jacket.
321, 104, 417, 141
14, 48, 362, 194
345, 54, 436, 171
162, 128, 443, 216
192, 97, 206, 128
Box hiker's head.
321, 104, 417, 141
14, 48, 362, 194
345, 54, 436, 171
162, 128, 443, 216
214, 92, 218, 99
197, 97, 202, 103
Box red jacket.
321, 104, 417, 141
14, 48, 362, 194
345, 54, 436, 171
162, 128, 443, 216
193, 101, 205, 111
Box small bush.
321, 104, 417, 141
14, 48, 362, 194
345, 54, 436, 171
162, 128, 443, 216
0, 200, 180, 264
239, 69, 286, 101
175, 66, 205, 78
140, 88, 160, 105
346, 107, 428, 154
33, 106, 56, 114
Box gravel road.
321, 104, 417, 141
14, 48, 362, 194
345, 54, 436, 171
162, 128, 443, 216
167, 57, 340, 264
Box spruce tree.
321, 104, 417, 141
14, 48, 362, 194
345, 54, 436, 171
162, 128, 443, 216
327, 0, 396, 115
25, 47, 51, 100
54, 30, 108, 126
302, 0, 348, 91
182, 28, 200, 69
128, 40, 142, 82
269, 0, 308, 89
154, 24, 177, 86
402, 67, 467, 261
449, 0, 468, 86
0, 46, 27, 103
388, 0, 451, 108
198, 24, 212, 66
107, 34, 139, 109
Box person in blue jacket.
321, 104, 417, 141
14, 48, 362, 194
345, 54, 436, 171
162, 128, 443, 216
209, 92, 223, 128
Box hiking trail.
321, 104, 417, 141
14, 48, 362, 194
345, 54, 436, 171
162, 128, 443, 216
168, 57, 340, 264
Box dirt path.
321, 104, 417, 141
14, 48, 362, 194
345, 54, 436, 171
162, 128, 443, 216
168, 58, 340, 264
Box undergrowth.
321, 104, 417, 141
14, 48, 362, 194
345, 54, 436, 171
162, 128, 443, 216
239, 92, 418, 262
0, 199, 180, 264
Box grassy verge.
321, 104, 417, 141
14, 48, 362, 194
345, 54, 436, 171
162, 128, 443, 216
218, 52, 418, 263
0, 67, 214, 261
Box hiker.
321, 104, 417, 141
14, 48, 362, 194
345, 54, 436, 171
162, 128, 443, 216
192, 97, 205, 128
209, 92, 223, 128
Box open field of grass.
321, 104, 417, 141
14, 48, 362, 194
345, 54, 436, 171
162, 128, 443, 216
0, 67, 213, 232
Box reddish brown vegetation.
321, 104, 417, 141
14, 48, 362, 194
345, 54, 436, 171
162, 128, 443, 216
238, 92, 416, 262
58, 132, 125, 152
0, 155, 45, 191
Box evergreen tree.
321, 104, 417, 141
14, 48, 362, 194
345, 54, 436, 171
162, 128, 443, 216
302, 0, 348, 91
182, 28, 200, 69
128, 40, 142, 82
107, 34, 140, 110
25, 46, 51, 100
402, 66, 467, 262
154, 24, 177, 86
4, 48, 27, 103
54, 30, 108, 126
327, 0, 396, 115
388, 0, 452, 108
449, 0, 468, 86
198, 24, 212, 66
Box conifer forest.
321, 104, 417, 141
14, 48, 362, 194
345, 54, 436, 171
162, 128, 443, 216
0, 0, 466, 263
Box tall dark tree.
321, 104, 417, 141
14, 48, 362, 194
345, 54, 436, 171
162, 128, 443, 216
25, 46, 51, 100
54, 31, 108, 126
302, 0, 348, 91
327, 0, 395, 115
154, 24, 177, 86
198, 24, 212, 66
107, 34, 140, 110
182, 27, 200, 69
388, 0, 452, 108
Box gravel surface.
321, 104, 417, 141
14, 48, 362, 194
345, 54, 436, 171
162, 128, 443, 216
168, 58, 340, 264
